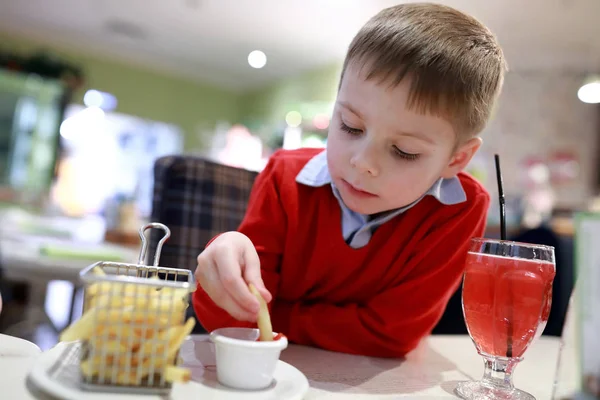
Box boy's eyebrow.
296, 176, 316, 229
338, 101, 363, 118
393, 130, 436, 145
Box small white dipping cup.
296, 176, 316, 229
209, 327, 288, 390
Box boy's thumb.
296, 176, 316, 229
257, 285, 272, 304
246, 273, 272, 304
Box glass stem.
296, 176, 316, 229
481, 355, 519, 392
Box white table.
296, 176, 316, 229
0, 334, 41, 400
286, 335, 562, 399
0, 333, 41, 357
0, 333, 573, 400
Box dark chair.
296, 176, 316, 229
511, 225, 573, 337
431, 285, 468, 335
148, 155, 258, 333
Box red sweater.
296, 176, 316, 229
193, 148, 490, 357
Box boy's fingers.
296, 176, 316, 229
241, 245, 272, 303
195, 256, 220, 290
206, 282, 257, 322
213, 249, 260, 313
196, 260, 224, 302
259, 287, 272, 304
218, 296, 258, 322
196, 261, 256, 322
246, 277, 271, 304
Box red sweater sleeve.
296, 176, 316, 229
270, 190, 490, 357
192, 154, 286, 332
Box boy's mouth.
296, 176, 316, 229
340, 179, 378, 198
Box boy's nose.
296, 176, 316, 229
350, 150, 379, 177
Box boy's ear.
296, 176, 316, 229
441, 137, 482, 179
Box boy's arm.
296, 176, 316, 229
192, 155, 286, 332
271, 191, 489, 358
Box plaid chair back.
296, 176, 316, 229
148, 156, 258, 272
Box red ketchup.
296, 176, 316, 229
256, 333, 285, 342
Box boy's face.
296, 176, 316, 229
327, 63, 481, 215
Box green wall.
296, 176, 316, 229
0, 32, 345, 148
239, 62, 342, 130
0, 33, 241, 149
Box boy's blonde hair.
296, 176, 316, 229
341, 2, 507, 138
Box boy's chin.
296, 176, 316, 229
342, 197, 388, 216
342, 195, 410, 216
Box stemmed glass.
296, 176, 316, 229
456, 238, 555, 400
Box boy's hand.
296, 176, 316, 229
195, 231, 272, 322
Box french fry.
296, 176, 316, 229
60, 307, 99, 342
91, 339, 127, 354
165, 366, 191, 383
138, 317, 196, 357
92, 266, 106, 276
249, 283, 273, 341
61, 274, 195, 388
90, 285, 188, 313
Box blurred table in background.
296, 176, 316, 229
0, 206, 137, 346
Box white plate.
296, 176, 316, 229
27, 337, 309, 400
0, 334, 41, 357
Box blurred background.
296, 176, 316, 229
0, 0, 598, 351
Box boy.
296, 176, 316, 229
193, 2, 506, 357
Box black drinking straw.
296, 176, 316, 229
494, 154, 513, 357
494, 154, 507, 241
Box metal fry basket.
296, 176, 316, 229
77, 222, 195, 395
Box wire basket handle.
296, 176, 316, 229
137, 222, 171, 266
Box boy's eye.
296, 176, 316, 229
393, 146, 420, 161
339, 122, 363, 135
339, 121, 420, 161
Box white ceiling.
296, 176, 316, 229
0, 0, 599, 91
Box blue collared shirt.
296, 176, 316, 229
296, 150, 467, 248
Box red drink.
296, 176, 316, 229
457, 239, 555, 400
462, 252, 555, 359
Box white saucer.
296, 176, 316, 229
0, 334, 41, 357
27, 338, 309, 400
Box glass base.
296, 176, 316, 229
456, 381, 535, 400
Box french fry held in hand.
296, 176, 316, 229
60, 265, 195, 387
249, 283, 273, 342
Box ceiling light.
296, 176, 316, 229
285, 111, 302, 128
578, 82, 600, 104
578, 75, 600, 104
248, 50, 267, 69
84, 89, 118, 111
313, 114, 330, 130
60, 107, 105, 140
